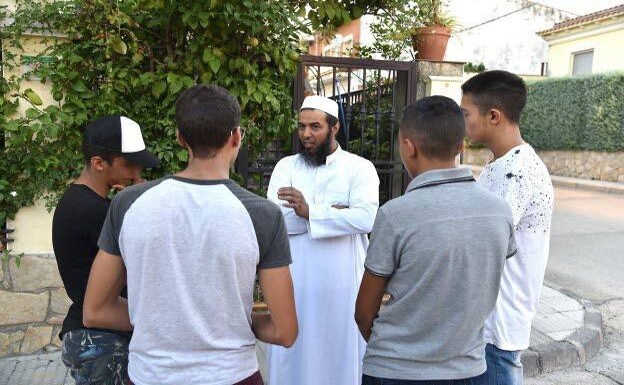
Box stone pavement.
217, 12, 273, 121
0, 284, 602, 384
0, 352, 70, 385
522, 285, 603, 377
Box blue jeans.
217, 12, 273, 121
61, 329, 130, 385
362, 374, 479, 385
473, 343, 523, 385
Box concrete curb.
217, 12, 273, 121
468, 165, 624, 195
522, 302, 604, 377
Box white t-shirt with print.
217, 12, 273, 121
478, 143, 554, 351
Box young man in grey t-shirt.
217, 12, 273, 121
355, 96, 516, 384
82, 85, 298, 385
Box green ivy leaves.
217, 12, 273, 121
0, 0, 392, 224
23, 89, 43, 106
109, 37, 128, 55
202, 48, 222, 74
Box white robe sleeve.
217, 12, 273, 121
267, 158, 309, 235
307, 160, 379, 239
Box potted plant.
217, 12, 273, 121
356, 0, 455, 61
410, 0, 455, 61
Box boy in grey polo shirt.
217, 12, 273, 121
355, 96, 516, 384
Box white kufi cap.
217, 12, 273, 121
300, 95, 339, 119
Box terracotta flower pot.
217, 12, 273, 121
411, 26, 451, 61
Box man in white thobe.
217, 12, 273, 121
266, 96, 380, 385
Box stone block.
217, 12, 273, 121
0, 290, 48, 325
9, 255, 63, 291
50, 288, 72, 315
8, 343, 20, 355
20, 325, 53, 354
46, 315, 64, 325
568, 327, 602, 359
9, 330, 24, 344
533, 341, 580, 375
469, 149, 624, 183
0, 332, 9, 357
3, 331, 25, 355
44, 344, 61, 352
51, 326, 62, 347
521, 349, 540, 377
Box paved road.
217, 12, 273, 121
546, 187, 624, 302
529, 187, 624, 385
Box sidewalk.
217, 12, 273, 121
0, 285, 602, 384
522, 285, 603, 377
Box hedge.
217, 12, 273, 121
521, 72, 624, 151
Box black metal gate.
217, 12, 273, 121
238, 55, 420, 205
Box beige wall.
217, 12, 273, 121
7, 201, 55, 254
2, 17, 61, 254
0, 0, 16, 12
3, 33, 58, 253
1, 0, 66, 358
465, 148, 624, 183
427, 75, 464, 105
544, 19, 624, 77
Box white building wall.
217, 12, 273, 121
361, 0, 624, 73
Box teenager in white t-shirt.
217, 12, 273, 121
461, 71, 554, 385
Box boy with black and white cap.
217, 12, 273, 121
53, 115, 159, 385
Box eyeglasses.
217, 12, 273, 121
231, 126, 245, 140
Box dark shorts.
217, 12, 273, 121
61, 329, 129, 385
234, 371, 263, 385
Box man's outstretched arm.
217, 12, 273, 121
83, 249, 132, 331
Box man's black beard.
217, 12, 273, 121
298, 131, 332, 167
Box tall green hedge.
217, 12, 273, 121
521, 72, 624, 151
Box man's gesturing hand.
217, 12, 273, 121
278, 187, 309, 219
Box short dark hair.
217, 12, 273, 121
461, 70, 527, 124
400, 95, 465, 160
175, 84, 241, 159
300, 108, 339, 129
81, 140, 119, 166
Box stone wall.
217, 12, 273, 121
464, 148, 624, 183
0, 253, 69, 357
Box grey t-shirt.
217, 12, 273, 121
363, 167, 516, 381
98, 176, 291, 385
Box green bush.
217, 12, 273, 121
0, 0, 390, 223
521, 73, 624, 152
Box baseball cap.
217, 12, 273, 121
84, 116, 160, 168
